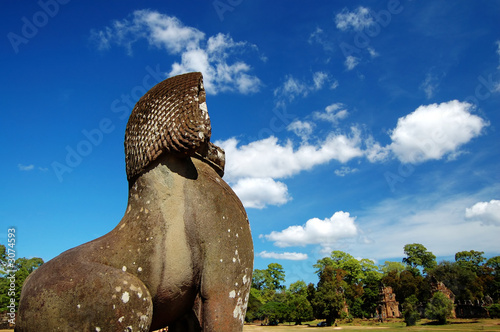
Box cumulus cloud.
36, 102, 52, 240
287, 120, 314, 141
335, 7, 374, 31
216, 128, 363, 209
465, 200, 500, 226
389, 100, 488, 163
364, 136, 390, 163
257, 251, 308, 261
313, 103, 349, 124
169, 33, 261, 94
263, 211, 358, 248
91, 10, 204, 54
231, 177, 290, 209
91, 10, 261, 95
218, 130, 363, 181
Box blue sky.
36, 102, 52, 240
1, 1, 499, 286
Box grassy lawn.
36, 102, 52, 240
244, 319, 500, 331
2, 319, 498, 331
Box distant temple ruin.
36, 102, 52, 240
430, 276, 456, 318
377, 286, 400, 320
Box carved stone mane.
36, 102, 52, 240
125, 72, 224, 181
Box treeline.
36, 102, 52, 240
0, 244, 44, 313
1, 243, 500, 326
247, 244, 500, 325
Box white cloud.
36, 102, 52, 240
309, 27, 334, 51
231, 177, 290, 209
287, 120, 314, 141
313, 71, 329, 90
91, 10, 204, 54
169, 33, 262, 94
389, 100, 488, 163
335, 7, 374, 31
274, 72, 336, 108
257, 251, 308, 261
217, 130, 363, 182
91, 10, 260, 95
345, 55, 360, 70
313, 103, 349, 124
263, 211, 358, 248
18, 164, 34, 171
367, 47, 379, 58
364, 136, 390, 163
275, 76, 309, 99
217, 128, 364, 209
349, 188, 500, 260
334, 166, 358, 177
465, 200, 500, 226
420, 73, 440, 99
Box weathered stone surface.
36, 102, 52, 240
16, 73, 253, 331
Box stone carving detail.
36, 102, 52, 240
16, 72, 253, 331
125, 72, 224, 180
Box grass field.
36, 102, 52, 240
1, 319, 499, 331
243, 319, 500, 331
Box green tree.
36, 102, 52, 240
487, 303, 500, 318
425, 291, 454, 324
306, 282, 316, 304
311, 265, 345, 326
429, 260, 483, 301
257, 301, 288, 324
360, 271, 382, 318
455, 250, 486, 273
265, 263, 286, 291
289, 294, 313, 325
0, 244, 44, 311
403, 243, 437, 275
289, 280, 307, 296
245, 288, 265, 321
314, 251, 367, 285
252, 269, 267, 290
402, 295, 420, 326
485, 256, 500, 301
486, 256, 500, 271
314, 251, 383, 318
251, 263, 286, 292
380, 261, 406, 275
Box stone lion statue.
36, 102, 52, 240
17, 72, 253, 332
